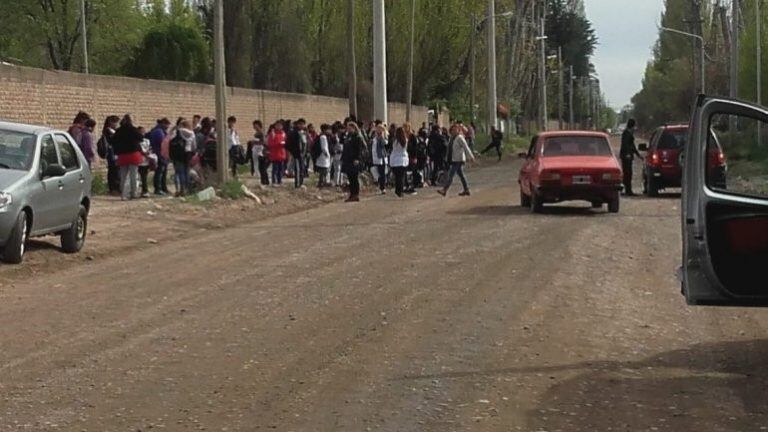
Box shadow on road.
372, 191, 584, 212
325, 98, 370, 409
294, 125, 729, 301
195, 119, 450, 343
449, 205, 603, 217
400, 339, 768, 430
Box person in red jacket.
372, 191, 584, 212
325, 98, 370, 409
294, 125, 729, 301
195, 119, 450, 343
268, 121, 287, 186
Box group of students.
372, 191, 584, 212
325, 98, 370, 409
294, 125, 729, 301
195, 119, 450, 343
67, 111, 486, 203
244, 117, 479, 202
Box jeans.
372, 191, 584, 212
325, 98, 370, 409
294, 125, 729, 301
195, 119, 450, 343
293, 156, 305, 188
444, 162, 469, 192
120, 164, 139, 200
271, 160, 284, 185
375, 164, 387, 191
392, 166, 407, 197
258, 156, 270, 185
139, 166, 150, 195
173, 161, 190, 194
154, 159, 168, 194
317, 167, 329, 187
332, 159, 343, 185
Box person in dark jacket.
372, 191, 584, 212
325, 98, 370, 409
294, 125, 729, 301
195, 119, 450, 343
99, 116, 121, 195
149, 118, 171, 195
286, 118, 308, 188
428, 125, 447, 186
112, 114, 144, 200
341, 122, 366, 202
481, 127, 504, 161
620, 118, 643, 196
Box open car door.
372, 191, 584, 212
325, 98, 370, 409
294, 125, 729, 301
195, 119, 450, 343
682, 96, 768, 306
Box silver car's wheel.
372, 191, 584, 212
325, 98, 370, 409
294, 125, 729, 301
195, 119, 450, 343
61, 205, 87, 254
4, 212, 27, 264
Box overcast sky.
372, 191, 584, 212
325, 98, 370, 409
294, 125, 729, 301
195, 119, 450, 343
585, 0, 665, 110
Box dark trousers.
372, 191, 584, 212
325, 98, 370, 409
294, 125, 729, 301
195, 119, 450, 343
107, 164, 120, 193
622, 158, 634, 194
482, 144, 502, 160
293, 156, 305, 188
258, 156, 270, 185
249, 156, 256, 176
317, 167, 329, 187
139, 166, 150, 194
393, 166, 407, 197
271, 160, 284, 185
431, 158, 445, 185
154, 159, 168, 193
347, 165, 360, 197
375, 165, 387, 191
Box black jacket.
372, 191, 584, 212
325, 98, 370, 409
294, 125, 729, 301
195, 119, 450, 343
341, 132, 365, 171
286, 129, 307, 159
620, 128, 641, 160
112, 125, 143, 155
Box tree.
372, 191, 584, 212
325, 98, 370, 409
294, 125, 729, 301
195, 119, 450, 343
129, 22, 210, 83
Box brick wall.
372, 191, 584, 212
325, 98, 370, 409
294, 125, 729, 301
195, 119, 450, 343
0, 64, 428, 131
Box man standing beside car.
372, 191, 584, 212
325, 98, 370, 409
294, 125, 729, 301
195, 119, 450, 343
620, 118, 643, 196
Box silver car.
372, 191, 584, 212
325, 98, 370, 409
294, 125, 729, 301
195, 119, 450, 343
0, 121, 92, 263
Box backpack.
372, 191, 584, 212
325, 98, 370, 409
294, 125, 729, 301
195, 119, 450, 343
169, 132, 187, 162
310, 135, 323, 162
229, 145, 246, 165
97, 136, 108, 159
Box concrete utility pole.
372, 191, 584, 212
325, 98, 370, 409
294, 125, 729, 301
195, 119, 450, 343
731, 0, 740, 100
347, 0, 358, 119
758, 0, 762, 107
81, 0, 89, 74
470, 14, 477, 125
568, 65, 574, 128
214, 0, 228, 182
537, 17, 548, 131
373, 0, 388, 125
406, 0, 416, 122
557, 46, 564, 130
487, 0, 498, 131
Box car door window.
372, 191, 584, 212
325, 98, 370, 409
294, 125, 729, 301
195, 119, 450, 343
40, 135, 59, 173
54, 134, 80, 171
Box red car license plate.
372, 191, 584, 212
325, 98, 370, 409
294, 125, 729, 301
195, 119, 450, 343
572, 175, 592, 185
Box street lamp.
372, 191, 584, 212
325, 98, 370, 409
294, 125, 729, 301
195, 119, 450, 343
660, 26, 706, 94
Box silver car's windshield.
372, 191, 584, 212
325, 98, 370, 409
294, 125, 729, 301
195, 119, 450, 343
0, 130, 36, 171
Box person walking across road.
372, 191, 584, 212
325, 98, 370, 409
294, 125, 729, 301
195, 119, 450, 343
481, 127, 504, 161
438, 124, 475, 197
390, 127, 410, 198
620, 118, 643, 196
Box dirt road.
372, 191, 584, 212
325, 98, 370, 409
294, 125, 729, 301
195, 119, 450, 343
1, 159, 767, 431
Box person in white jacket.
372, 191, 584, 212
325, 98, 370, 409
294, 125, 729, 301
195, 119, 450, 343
371, 124, 389, 194
438, 124, 475, 197
390, 127, 410, 198
315, 124, 332, 187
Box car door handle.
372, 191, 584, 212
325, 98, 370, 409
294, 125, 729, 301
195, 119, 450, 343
57, 181, 64, 191
78, 176, 85, 184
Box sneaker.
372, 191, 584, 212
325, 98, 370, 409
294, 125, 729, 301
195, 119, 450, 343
437, 189, 447, 197
459, 191, 471, 197
380, 190, 386, 195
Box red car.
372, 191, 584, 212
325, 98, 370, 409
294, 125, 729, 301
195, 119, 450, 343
518, 131, 623, 213
640, 124, 727, 195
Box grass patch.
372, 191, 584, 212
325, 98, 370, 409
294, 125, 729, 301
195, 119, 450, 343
91, 173, 108, 195
220, 179, 245, 200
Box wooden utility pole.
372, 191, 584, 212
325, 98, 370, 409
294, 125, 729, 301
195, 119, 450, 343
557, 46, 564, 130
406, 0, 416, 122
487, 0, 498, 131
347, 0, 358, 119
214, 0, 228, 182
731, 0, 739, 100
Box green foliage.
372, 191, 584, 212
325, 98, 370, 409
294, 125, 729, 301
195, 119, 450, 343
91, 172, 107, 195
546, 0, 597, 77
219, 180, 245, 200
129, 21, 210, 82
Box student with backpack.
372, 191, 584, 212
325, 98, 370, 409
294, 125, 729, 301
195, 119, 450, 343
251, 120, 269, 186
170, 119, 196, 197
